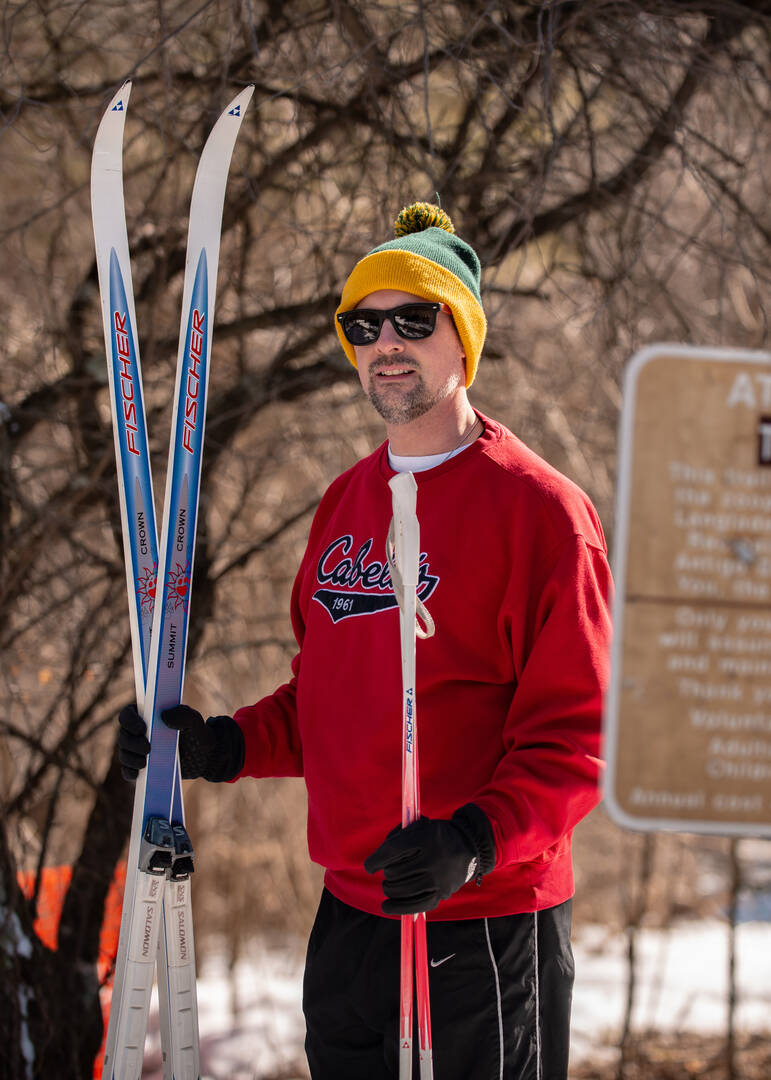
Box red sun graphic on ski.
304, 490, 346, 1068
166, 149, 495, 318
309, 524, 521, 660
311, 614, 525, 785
165, 560, 191, 612
136, 564, 157, 612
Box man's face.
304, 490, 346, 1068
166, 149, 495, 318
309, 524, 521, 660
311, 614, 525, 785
352, 289, 467, 426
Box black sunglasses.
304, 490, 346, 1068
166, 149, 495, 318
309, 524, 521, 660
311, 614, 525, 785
337, 302, 452, 346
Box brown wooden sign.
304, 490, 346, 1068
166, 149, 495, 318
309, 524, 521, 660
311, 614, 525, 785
604, 345, 771, 835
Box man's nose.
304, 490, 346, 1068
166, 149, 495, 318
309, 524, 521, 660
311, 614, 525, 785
375, 317, 405, 352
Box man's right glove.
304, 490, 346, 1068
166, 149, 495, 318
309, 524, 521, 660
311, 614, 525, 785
363, 804, 496, 915
117, 703, 245, 783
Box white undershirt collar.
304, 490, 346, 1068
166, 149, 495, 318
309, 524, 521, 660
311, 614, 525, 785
388, 438, 475, 474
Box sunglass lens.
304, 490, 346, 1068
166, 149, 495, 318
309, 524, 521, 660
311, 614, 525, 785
341, 312, 380, 345
392, 305, 436, 339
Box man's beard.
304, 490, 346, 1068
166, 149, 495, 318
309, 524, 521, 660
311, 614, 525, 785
365, 355, 462, 425
366, 374, 436, 424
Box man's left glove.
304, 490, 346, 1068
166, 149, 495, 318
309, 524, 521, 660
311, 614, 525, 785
364, 804, 496, 915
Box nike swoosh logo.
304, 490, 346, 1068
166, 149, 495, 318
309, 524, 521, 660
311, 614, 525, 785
430, 953, 456, 968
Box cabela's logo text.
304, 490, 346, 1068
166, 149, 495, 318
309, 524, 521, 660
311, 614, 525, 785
312, 535, 438, 623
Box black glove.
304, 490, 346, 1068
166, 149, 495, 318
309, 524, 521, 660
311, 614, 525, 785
363, 805, 496, 915
117, 704, 151, 781
117, 703, 244, 783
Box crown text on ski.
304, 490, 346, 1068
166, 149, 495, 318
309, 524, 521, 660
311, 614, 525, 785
183, 309, 205, 453
137, 511, 149, 557
113, 310, 141, 456
176, 508, 186, 551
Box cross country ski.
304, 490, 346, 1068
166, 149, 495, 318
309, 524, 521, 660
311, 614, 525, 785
91, 79, 254, 1080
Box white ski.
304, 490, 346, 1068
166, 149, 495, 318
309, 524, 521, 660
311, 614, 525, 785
92, 81, 254, 1080
92, 80, 172, 1080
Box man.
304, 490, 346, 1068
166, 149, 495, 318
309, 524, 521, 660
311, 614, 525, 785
119, 202, 612, 1079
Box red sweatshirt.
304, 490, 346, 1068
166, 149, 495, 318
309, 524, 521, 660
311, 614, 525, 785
233, 412, 612, 920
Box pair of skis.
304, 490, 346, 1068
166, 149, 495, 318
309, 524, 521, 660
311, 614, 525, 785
91, 81, 253, 1079
387, 473, 436, 1080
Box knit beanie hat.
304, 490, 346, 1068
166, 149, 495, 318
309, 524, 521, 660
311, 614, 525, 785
335, 202, 487, 387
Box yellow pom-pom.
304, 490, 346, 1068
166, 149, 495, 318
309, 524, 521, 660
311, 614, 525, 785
394, 202, 455, 238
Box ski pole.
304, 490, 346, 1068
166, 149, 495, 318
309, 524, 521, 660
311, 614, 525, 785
387, 472, 435, 1080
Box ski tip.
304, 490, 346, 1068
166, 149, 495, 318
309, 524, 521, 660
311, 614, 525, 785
103, 81, 132, 119
223, 84, 255, 120
93, 82, 133, 152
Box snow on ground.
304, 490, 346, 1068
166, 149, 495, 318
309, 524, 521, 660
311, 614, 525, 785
141, 920, 771, 1079
142, 936, 308, 1079
570, 920, 771, 1064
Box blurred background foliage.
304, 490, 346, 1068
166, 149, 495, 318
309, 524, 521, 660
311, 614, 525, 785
1, 1, 770, 1076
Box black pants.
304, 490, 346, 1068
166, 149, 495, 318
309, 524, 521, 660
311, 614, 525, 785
303, 889, 574, 1080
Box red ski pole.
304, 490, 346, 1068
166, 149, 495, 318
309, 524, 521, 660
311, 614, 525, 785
388, 472, 435, 1080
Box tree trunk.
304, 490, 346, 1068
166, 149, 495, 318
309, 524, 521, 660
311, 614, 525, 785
0, 745, 133, 1078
